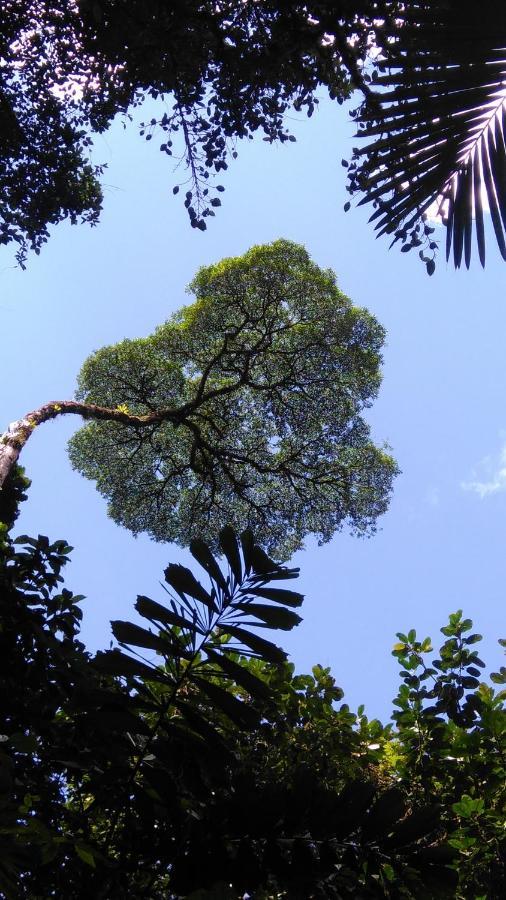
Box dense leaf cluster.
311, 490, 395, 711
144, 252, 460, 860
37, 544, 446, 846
1, 487, 504, 898
69, 240, 397, 558
0, 1, 104, 266
4, 2, 506, 270
1, 0, 384, 262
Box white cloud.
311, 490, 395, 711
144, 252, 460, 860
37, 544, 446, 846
462, 442, 506, 498
425, 486, 440, 507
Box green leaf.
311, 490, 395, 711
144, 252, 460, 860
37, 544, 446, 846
235, 602, 302, 631
93, 649, 169, 684
189, 540, 228, 592
135, 595, 204, 634
172, 701, 229, 750
75, 844, 96, 868
192, 676, 260, 729
490, 667, 506, 684
240, 529, 255, 574
111, 620, 188, 657
219, 526, 242, 583
224, 624, 287, 664
448, 834, 477, 851
452, 794, 484, 818
164, 564, 217, 610
382, 863, 395, 882
466, 666, 481, 677
250, 567, 300, 583
205, 647, 272, 702
246, 586, 304, 608
250, 545, 282, 575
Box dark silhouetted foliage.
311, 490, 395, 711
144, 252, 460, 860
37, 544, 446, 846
348, 1, 506, 270
1, 488, 504, 897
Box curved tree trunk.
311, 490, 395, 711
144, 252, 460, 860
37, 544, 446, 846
0, 400, 180, 489
0, 371, 250, 489
0, 418, 32, 486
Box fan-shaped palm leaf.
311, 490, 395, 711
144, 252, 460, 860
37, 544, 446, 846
347, 1, 506, 270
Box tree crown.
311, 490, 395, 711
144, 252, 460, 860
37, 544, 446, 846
69, 240, 397, 557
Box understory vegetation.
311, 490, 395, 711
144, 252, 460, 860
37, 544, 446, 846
1, 471, 504, 898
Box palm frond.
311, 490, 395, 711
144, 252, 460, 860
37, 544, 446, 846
347, 2, 506, 270
93, 528, 303, 782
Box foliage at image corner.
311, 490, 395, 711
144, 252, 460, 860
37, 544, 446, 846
0, 484, 504, 898
7, 1, 506, 273
0, 0, 362, 265
346, 1, 506, 272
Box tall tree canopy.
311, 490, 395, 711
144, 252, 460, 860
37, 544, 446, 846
67, 240, 396, 557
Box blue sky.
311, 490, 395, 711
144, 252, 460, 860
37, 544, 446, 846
1, 96, 504, 718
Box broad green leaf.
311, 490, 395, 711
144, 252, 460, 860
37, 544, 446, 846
189, 540, 228, 592
192, 676, 260, 729
235, 602, 302, 631
250, 568, 300, 583
75, 844, 96, 868
250, 545, 282, 575
111, 620, 189, 657
240, 528, 255, 574
205, 647, 272, 702
223, 624, 287, 664
452, 795, 484, 818
219, 526, 242, 583
136, 595, 204, 634
164, 564, 216, 610
173, 701, 229, 750
246, 586, 304, 608
93, 649, 169, 684
490, 667, 506, 684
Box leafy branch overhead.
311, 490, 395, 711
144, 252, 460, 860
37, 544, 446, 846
348, 1, 506, 271
5, 1, 506, 272
1, 0, 376, 264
